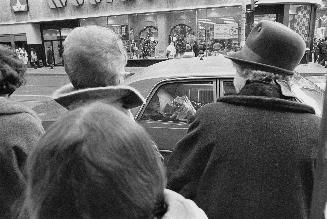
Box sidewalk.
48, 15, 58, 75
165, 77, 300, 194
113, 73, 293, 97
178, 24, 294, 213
26, 66, 66, 75
295, 62, 327, 75
26, 63, 327, 76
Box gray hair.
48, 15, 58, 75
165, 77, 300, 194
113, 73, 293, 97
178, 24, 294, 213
233, 62, 291, 82
63, 26, 127, 89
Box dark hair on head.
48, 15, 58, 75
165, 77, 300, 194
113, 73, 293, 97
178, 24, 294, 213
0, 45, 26, 95
20, 102, 166, 219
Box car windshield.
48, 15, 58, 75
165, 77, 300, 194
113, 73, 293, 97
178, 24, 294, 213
290, 73, 325, 116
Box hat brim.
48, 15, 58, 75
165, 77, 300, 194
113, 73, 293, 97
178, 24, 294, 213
54, 85, 145, 110
225, 48, 294, 76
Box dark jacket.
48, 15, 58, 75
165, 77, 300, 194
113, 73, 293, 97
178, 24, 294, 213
167, 82, 320, 219
46, 49, 54, 64
0, 97, 44, 218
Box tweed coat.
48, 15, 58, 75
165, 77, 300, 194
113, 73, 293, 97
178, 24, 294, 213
0, 97, 44, 218
167, 82, 320, 219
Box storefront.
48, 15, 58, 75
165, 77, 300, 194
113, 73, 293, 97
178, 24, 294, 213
80, 8, 242, 59
41, 20, 79, 66
315, 0, 327, 39
0, 0, 322, 66
80, 2, 320, 61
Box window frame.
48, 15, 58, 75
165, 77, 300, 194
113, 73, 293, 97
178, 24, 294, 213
219, 78, 235, 97
135, 77, 219, 122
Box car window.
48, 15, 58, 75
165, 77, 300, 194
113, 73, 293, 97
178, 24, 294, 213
290, 73, 324, 116
140, 81, 214, 123
221, 79, 236, 96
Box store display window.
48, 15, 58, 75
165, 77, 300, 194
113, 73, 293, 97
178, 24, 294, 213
43, 29, 60, 40
197, 7, 241, 56
79, 6, 242, 60
289, 4, 312, 45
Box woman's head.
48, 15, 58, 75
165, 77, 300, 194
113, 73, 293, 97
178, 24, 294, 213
22, 102, 166, 219
0, 45, 26, 95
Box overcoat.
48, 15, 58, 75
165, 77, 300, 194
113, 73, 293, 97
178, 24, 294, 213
0, 97, 44, 218
167, 82, 320, 219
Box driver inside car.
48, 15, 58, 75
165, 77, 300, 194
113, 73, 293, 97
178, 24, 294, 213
143, 85, 196, 123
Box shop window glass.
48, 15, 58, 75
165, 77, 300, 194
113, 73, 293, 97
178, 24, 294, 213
60, 28, 74, 40
254, 14, 276, 25
133, 13, 158, 59
43, 29, 60, 40
199, 7, 242, 57
138, 25, 158, 58
107, 14, 141, 59
289, 4, 311, 45
165, 10, 196, 58
196, 8, 208, 56
80, 17, 107, 27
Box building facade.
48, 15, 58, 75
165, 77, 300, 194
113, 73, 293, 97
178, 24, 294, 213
316, 0, 327, 39
0, 0, 322, 66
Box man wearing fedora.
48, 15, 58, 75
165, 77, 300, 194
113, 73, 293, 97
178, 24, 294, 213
166, 20, 320, 219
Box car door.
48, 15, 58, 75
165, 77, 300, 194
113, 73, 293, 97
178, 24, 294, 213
136, 78, 217, 158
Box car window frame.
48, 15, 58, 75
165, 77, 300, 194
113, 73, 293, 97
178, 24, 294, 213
135, 77, 219, 121
219, 78, 235, 97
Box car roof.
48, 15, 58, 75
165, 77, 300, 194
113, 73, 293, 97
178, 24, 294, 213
125, 55, 236, 84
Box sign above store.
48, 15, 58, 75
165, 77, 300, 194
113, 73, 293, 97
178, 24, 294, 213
47, 0, 133, 8
89, 0, 102, 4
11, 0, 28, 12
214, 23, 238, 39
47, 0, 67, 8
72, 0, 84, 6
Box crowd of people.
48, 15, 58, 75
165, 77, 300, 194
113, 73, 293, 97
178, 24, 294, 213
15, 47, 28, 65
0, 21, 325, 219
313, 37, 327, 68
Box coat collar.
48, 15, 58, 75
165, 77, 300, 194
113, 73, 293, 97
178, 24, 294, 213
53, 83, 145, 110
218, 82, 315, 114
0, 97, 39, 117
218, 95, 315, 114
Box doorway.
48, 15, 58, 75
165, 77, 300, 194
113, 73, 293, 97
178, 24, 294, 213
44, 41, 63, 66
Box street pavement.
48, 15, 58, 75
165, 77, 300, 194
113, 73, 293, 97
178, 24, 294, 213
25, 62, 327, 75
295, 62, 327, 75
25, 66, 146, 75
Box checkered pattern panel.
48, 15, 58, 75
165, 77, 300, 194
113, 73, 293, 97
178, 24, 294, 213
289, 5, 311, 43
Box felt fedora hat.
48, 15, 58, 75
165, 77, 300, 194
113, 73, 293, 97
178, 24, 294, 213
225, 20, 306, 75
53, 85, 145, 110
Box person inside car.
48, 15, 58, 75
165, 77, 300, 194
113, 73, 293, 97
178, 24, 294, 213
143, 84, 196, 123
18, 102, 207, 219
166, 20, 321, 219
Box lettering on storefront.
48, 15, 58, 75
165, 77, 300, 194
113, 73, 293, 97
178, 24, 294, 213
71, 0, 84, 6
47, 0, 132, 8
11, 0, 28, 12
214, 23, 238, 39
47, 0, 67, 8
89, 0, 102, 4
